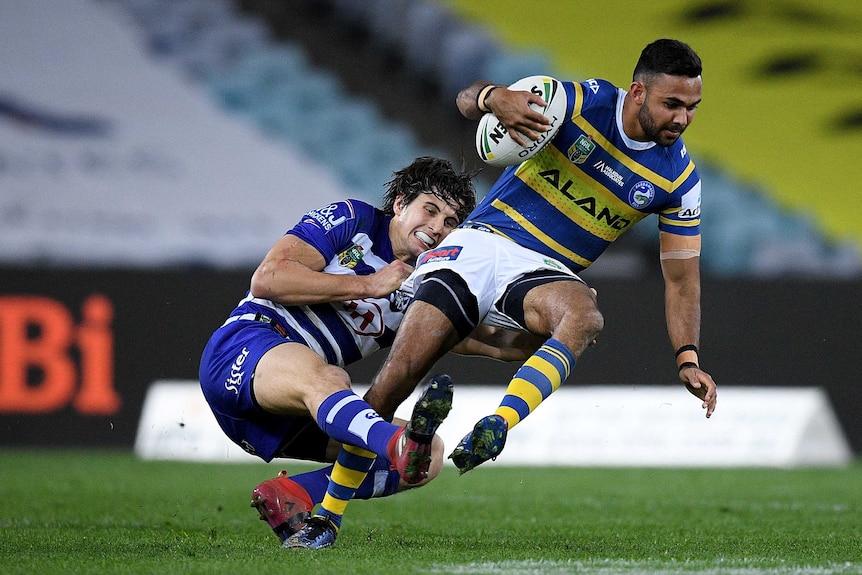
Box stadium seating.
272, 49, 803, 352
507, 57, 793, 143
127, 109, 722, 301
109, 0, 859, 276
114, 0, 435, 205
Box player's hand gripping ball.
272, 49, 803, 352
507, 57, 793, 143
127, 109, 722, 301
475, 75, 567, 167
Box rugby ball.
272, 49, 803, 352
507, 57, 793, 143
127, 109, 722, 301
475, 75, 567, 167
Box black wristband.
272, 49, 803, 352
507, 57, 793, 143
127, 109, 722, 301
675, 344, 698, 358
678, 361, 699, 372
477, 85, 498, 113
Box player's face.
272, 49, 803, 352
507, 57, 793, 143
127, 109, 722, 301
637, 74, 702, 147
390, 191, 461, 263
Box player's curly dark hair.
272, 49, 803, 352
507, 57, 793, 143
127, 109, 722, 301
381, 156, 477, 223
633, 39, 702, 83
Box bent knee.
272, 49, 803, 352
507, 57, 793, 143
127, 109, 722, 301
321, 364, 353, 390
556, 294, 603, 352
583, 305, 604, 338
575, 284, 604, 336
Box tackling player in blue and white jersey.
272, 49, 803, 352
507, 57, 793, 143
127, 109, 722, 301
200, 157, 541, 550
365, 39, 718, 479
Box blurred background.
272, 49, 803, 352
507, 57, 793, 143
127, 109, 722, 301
1, 0, 860, 457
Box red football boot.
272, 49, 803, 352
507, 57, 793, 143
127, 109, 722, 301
250, 470, 314, 542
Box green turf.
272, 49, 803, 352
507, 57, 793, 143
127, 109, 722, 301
1, 450, 860, 574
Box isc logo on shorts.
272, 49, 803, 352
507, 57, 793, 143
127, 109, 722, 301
418, 246, 462, 266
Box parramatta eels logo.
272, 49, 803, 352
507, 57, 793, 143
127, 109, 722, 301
338, 245, 364, 268
568, 134, 595, 164
628, 181, 655, 209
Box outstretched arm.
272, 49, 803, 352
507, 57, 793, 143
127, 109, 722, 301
660, 232, 717, 418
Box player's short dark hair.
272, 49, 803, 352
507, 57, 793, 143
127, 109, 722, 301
381, 156, 477, 223
633, 39, 702, 83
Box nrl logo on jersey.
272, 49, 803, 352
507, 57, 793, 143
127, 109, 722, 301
568, 134, 595, 164
338, 245, 364, 268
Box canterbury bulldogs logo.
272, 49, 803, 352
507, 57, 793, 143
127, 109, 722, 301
417, 245, 462, 266
391, 289, 412, 313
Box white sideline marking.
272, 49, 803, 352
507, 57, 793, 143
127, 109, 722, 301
423, 559, 860, 575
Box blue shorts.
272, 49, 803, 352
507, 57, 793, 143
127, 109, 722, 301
199, 319, 330, 463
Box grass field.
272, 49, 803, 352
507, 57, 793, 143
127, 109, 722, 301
1, 450, 860, 574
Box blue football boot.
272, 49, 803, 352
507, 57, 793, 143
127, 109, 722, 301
282, 515, 338, 550
448, 414, 508, 474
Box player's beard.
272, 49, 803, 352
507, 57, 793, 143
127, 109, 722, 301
637, 101, 685, 147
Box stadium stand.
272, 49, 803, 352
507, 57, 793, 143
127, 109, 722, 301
101, 0, 859, 276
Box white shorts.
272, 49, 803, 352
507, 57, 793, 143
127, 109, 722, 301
400, 228, 582, 330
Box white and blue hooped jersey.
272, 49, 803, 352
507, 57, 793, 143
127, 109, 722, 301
226, 199, 401, 366
464, 78, 702, 273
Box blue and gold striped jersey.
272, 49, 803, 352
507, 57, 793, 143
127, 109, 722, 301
465, 78, 701, 272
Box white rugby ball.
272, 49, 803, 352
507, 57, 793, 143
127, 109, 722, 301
475, 75, 567, 167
